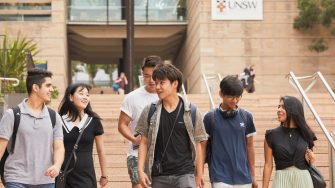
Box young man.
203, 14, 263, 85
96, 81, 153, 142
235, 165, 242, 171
118, 55, 161, 188
0, 68, 65, 188
136, 63, 207, 188
202, 75, 257, 188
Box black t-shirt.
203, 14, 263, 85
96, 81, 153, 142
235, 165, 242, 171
265, 125, 310, 170
153, 99, 194, 176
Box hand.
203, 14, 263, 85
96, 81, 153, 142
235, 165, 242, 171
139, 171, 151, 188
44, 165, 60, 178
132, 134, 141, 145
252, 178, 258, 188
195, 175, 205, 188
305, 149, 315, 165
99, 176, 108, 187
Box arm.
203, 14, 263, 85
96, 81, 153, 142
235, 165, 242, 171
0, 138, 8, 158
196, 140, 207, 188
124, 77, 128, 85
95, 135, 108, 187
45, 140, 64, 178
246, 136, 258, 188
138, 135, 151, 188
262, 140, 273, 188
118, 112, 140, 145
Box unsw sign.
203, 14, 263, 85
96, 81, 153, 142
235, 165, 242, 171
211, 0, 263, 20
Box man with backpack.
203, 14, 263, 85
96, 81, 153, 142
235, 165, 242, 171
136, 63, 207, 188
0, 68, 64, 188
118, 55, 161, 188
201, 75, 257, 188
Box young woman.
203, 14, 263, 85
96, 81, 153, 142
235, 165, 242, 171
114, 72, 128, 95
263, 96, 316, 188
58, 83, 108, 188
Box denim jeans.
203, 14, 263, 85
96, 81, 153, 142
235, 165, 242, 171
6, 182, 55, 188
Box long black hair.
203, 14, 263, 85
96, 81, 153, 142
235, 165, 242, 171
280, 96, 317, 148
58, 83, 101, 121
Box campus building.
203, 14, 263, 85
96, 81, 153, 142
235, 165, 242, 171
0, 0, 334, 94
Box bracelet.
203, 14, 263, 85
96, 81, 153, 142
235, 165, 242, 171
101, 176, 108, 179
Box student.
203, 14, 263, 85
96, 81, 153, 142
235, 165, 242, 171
262, 96, 316, 188
136, 63, 207, 188
0, 68, 65, 188
118, 55, 161, 188
58, 83, 108, 188
202, 75, 257, 188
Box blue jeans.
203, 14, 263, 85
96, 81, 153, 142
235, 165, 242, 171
6, 182, 55, 188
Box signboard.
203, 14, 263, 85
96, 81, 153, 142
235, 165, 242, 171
34, 60, 48, 70
211, 0, 263, 20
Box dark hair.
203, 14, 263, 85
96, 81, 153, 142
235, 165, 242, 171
58, 83, 101, 121
142, 55, 161, 70
152, 63, 183, 92
280, 96, 317, 148
26, 68, 53, 96
220, 75, 243, 96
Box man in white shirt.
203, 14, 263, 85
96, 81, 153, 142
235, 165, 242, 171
118, 55, 161, 188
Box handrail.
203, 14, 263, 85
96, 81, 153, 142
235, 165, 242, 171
288, 72, 335, 150
202, 73, 219, 109
0, 77, 19, 86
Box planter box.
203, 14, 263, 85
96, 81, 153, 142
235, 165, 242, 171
4, 93, 27, 111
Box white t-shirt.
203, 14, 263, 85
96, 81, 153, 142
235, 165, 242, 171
120, 86, 158, 157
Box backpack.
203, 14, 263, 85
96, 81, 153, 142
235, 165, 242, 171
0, 106, 56, 185
205, 108, 249, 165
147, 102, 197, 128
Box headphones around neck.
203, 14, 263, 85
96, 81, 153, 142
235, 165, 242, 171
219, 104, 238, 119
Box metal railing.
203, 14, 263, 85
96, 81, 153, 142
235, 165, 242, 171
287, 71, 335, 187
202, 73, 222, 109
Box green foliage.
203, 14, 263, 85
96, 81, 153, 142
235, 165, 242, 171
309, 38, 328, 52
0, 33, 38, 93
294, 0, 321, 30
294, 0, 335, 52
51, 86, 59, 99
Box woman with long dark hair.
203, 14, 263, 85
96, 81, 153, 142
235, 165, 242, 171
58, 83, 108, 188
262, 96, 316, 188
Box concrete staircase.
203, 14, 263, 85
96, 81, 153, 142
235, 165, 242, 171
3, 92, 331, 188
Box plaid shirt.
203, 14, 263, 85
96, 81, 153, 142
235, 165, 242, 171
136, 97, 207, 180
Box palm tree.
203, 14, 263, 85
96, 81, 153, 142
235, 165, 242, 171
0, 33, 38, 93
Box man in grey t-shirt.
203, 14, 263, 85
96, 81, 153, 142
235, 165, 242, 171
0, 68, 65, 188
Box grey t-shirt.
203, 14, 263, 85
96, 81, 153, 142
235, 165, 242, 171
0, 99, 63, 185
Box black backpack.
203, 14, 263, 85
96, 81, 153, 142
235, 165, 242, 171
205, 108, 249, 166
147, 102, 197, 128
0, 106, 56, 185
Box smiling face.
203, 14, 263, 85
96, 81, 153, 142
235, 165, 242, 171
35, 77, 53, 103
70, 86, 90, 113
277, 100, 287, 123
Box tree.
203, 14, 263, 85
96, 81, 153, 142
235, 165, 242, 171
294, 0, 335, 52
0, 33, 38, 93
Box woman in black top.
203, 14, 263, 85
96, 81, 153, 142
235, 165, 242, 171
58, 83, 108, 188
262, 96, 316, 188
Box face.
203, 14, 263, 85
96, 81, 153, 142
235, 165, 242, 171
70, 87, 90, 112
155, 78, 178, 100
219, 91, 241, 110
142, 67, 156, 93
35, 77, 53, 103
277, 100, 287, 123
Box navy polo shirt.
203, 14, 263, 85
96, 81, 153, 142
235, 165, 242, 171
203, 108, 256, 185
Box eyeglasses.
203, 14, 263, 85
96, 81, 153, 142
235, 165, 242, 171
225, 95, 242, 100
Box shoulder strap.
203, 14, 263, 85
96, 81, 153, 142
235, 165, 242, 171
47, 107, 56, 128
147, 103, 156, 126
189, 103, 197, 128
10, 106, 21, 154
239, 108, 248, 125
